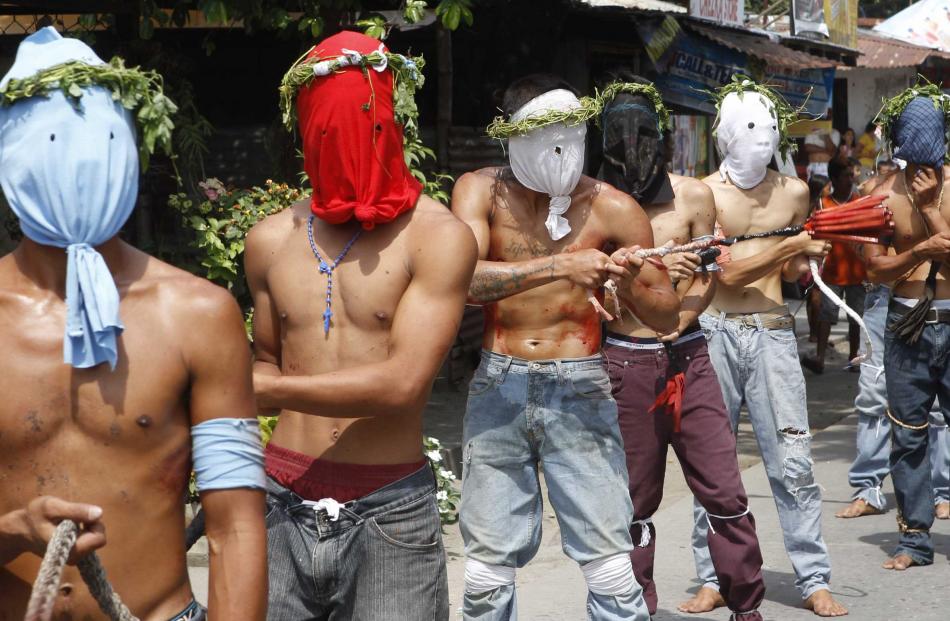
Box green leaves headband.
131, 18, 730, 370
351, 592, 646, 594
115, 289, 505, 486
874, 76, 950, 161
486, 95, 600, 140
278, 44, 426, 133
596, 81, 671, 135
710, 74, 800, 160
0, 58, 177, 170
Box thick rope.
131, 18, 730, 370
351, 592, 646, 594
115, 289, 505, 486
24, 520, 138, 621
809, 257, 872, 364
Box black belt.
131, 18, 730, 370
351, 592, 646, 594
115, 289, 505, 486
889, 300, 950, 325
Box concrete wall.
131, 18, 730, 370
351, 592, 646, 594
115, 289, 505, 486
843, 66, 916, 132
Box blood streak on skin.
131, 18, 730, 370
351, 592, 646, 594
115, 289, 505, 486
156, 443, 191, 492
559, 303, 601, 352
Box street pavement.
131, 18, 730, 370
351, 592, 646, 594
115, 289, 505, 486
188, 313, 950, 619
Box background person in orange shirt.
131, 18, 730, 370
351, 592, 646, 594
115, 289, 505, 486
803, 158, 868, 374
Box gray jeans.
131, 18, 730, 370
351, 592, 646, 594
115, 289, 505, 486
692, 310, 832, 600
265, 466, 449, 620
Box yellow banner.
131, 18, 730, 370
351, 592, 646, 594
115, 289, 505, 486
824, 0, 857, 49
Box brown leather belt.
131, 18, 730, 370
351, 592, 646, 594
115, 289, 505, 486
889, 301, 950, 325
714, 306, 795, 330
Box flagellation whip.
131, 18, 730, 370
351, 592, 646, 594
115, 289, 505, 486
594, 194, 893, 364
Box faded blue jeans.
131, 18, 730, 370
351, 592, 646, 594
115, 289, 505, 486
693, 309, 832, 600
884, 301, 950, 565
851, 285, 950, 510
460, 351, 649, 621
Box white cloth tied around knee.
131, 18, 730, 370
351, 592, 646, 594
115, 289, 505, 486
581, 553, 636, 596
302, 498, 344, 521
705, 507, 750, 535
464, 559, 516, 594
631, 518, 653, 547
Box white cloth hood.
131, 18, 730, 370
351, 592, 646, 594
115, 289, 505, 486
508, 89, 587, 240
716, 89, 780, 189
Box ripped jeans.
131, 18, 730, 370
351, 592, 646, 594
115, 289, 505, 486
692, 311, 832, 600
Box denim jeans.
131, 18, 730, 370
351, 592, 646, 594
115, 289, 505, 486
265, 466, 449, 620
693, 310, 831, 600
460, 351, 649, 621
850, 285, 950, 509
884, 303, 950, 565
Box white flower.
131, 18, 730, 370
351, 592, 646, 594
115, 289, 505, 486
437, 490, 448, 501
426, 450, 442, 462
438, 468, 456, 481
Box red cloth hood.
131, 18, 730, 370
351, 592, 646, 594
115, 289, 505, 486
297, 31, 422, 229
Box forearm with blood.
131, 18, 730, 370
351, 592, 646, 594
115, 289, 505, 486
467, 256, 556, 304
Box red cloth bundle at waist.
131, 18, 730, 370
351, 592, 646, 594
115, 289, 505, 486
266, 443, 426, 503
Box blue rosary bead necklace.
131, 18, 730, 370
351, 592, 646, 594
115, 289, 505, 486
307, 214, 362, 334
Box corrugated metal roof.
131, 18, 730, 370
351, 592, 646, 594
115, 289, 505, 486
577, 0, 687, 13
687, 22, 836, 70
851, 30, 950, 69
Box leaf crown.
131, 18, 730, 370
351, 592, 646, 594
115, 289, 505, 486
278, 45, 426, 134
0, 57, 177, 170
596, 81, 672, 135
874, 76, 950, 163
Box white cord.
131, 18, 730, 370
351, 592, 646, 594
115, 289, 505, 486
809, 257, 872, 364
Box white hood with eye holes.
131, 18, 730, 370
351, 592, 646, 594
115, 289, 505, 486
716, 90, 780, 190
0, 27, 139, 370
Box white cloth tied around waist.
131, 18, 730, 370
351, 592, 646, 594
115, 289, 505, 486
716, 87, 780, 190
191, 418, 265, 492
508, 89, 586, 241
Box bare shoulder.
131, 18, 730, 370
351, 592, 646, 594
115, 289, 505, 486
246, 201, 302, 253
451, 168, 505, 209
409, 195, 477, 264
862, 171, 897, 197
672, 175, 714, 204
773, 170, 808, 200
700, 171, 723, 187
133, 252, 243, 327
591, 175, 641, 216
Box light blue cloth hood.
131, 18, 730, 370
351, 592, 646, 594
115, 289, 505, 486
0, 27, 139, 369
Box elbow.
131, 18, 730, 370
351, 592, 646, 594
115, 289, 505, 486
865, 262, 887, 284
387, 374, 432, 415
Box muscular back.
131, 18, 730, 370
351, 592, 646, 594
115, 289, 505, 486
0, 242, 255, 621
247, 197, 474, 464
704, 169, 809, 314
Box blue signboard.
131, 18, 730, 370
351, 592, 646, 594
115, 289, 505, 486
637, 23, 834, 117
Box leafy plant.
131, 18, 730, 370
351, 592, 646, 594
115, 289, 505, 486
167, 178, 308, 299
424, 436, 460, 525
486, 96, 601, 139
596, 81, 672, 134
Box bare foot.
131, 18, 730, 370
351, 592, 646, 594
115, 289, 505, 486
835, 498, 884, 519
936, 502, 950, 520
804, 589, 848, 616
677, 586, 725, 613
882, 553, 919, 570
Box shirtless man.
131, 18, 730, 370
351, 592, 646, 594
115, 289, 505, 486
686, 80, 847, 617
860, 89, 950, 571
247, 32, 476, 619
0, 29, 266, 621
452, 73, 679, 620
596, 79, 765, 621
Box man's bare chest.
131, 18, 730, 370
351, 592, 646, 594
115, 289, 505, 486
488, 209, 606, 262
267, 236, 411, 334
714, 193, 792, 237
0, 312, 189, 456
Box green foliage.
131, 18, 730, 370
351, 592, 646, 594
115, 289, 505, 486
709, 74, 802, 160
0, 58, 177, 171
403, 0, 428, 23
167, 178, 308, 298
424, 436, 460, 525
356, 14, 389, 39
435, 0, 474, 30
874, 76, 950, 164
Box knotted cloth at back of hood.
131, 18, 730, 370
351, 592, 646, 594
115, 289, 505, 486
892, 96, 946, 169
716, 90, 780, 190
508, 89, 587, 241
0, 27, 139, 369
297, 31, 422, 230
598, 92, 674, 206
